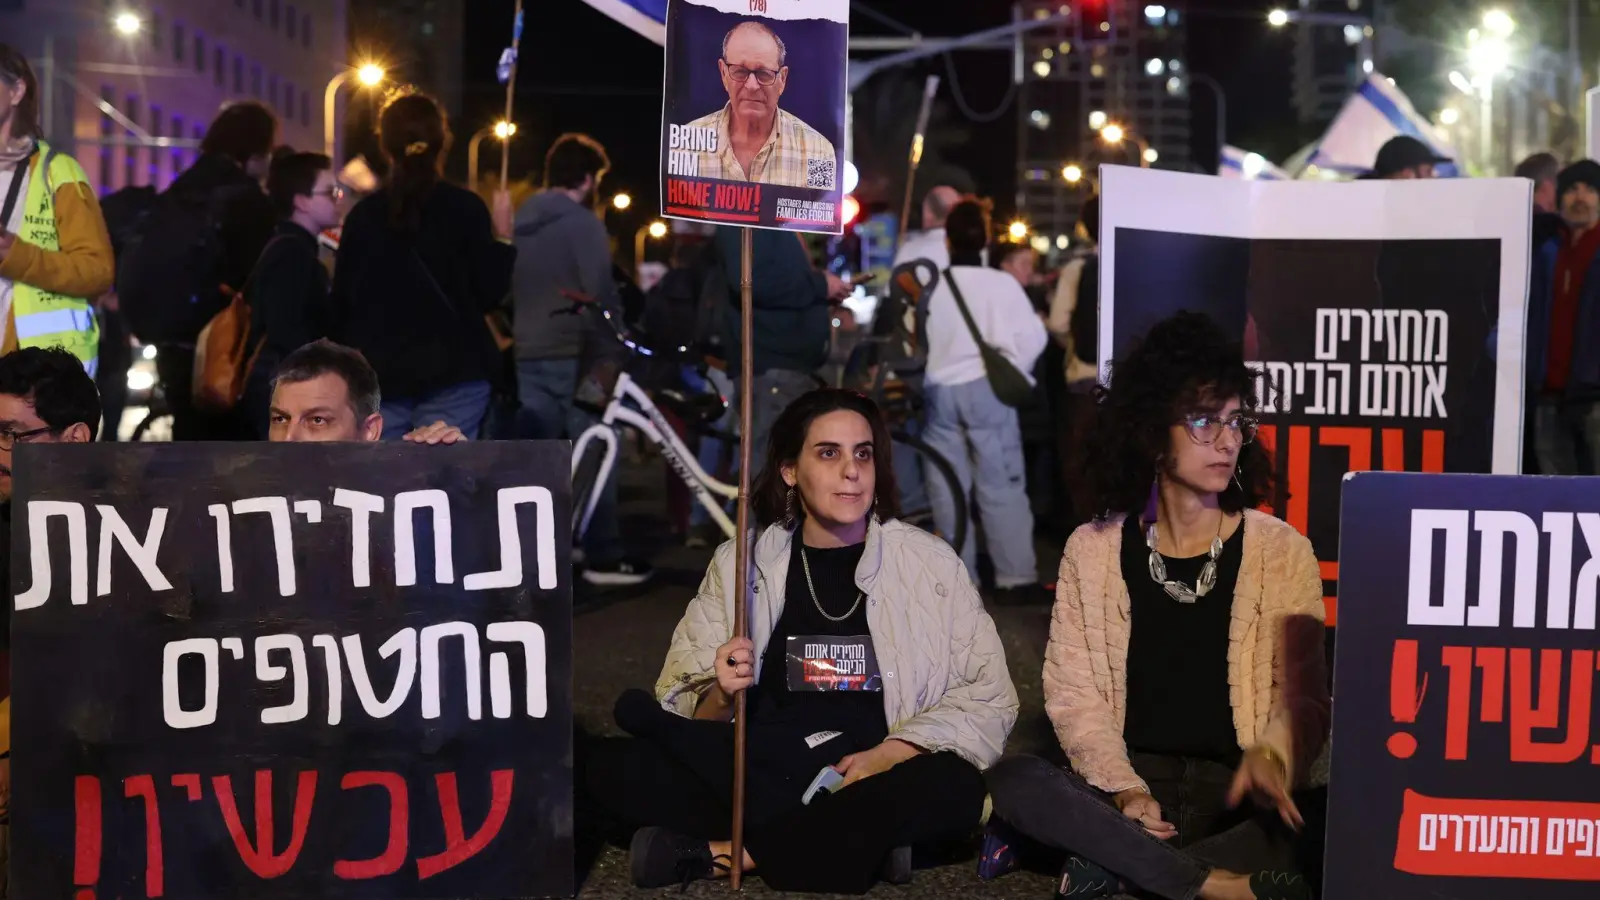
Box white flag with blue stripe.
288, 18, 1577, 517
581, 0, 667, 44
1218, 145, 1290, 181
1308, 74, 1458, 177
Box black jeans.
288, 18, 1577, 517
582, 729, 986, 893
987, 754, 1300, 900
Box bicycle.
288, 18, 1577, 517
559, 291, 967, 554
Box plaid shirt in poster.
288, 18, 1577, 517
680, 103, 838, 190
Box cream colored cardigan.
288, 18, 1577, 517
1043, 509, 1331, 795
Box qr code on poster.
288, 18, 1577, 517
807, 157, 836, 190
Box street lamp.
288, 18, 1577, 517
112, 11, 143, 36
468, 121, 517, 192
1008, 220, 1029, 241
1101, 123, 1125, 144
613, 193, 633, 211
1482, 9, 1515, 38
1267, 9, 1290, 28
1101, 124, 1153, 168
635, 221, 670, 282
324, 62, 386, 161
1062, 164, 1083, 183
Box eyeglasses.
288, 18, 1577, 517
1181, 412, 1257, 446
722, 61, 781, 86
310, 185, 346, 201
0, 425, 57, 450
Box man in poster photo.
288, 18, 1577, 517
681, 21, 838, 190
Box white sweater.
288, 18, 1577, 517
924, 265, 1049, 388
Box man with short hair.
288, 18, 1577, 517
1516, 152, 1561, 215
681, 21, 838, 189
0, 346, 104, 824
1368, 135, 1450, 179
267, 338, 462, 445
1527, 160, 1600, 475
241, 152, 343, 437
893, 185, 964, 272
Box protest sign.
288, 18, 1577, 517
10, 443, 573, 899
1326, 471, 1600, 898
1097, 166, 1531, 624
660, 0, 849, 234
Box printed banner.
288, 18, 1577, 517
659, 0, 849, 234
1097, 166, 1531, 624
1326, 472, 1600, 898
10, 443, 574, 899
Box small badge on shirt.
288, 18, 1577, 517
786, 635, 883, 692
805, 730, 843, 750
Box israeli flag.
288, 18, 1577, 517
1308, 74, 1459, 177
582, 0, 667, 45
1218, 145, 1290, 181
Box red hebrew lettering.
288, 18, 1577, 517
124, 775, 165, 897
416, 770, 515, 879
1441, 645, 1474, 760
171, 774, 202, 801
75, 775, 102, 900
1387, 639, 1425, 759
334, 772, 409, 880
1511, 648, 1593, 763
212, 771, 318, 879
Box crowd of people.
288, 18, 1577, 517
0, 31, 1590, 898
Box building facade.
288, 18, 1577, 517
1289, 0, 1373, 128
1015, 0, 1190, 258
2, 0, 348, 193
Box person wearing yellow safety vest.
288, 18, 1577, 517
0, 46, 114, 377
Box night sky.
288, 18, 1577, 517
458, 0, 1298, 220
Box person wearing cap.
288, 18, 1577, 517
1526, 159, 1600, 475
1368, 135, 1450, 179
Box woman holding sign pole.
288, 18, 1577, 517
583, 388, 1017, 893
984, 313, 1330, 900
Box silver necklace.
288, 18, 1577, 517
1145, 515, 1225, 604
800, 547, 864, 623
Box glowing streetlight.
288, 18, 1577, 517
1062, 164, 1083, 183
613, 193, 633, 211
1482, 9, 1515, 38
493, 120, 517, 140
1143, 147, 1160, 164
112, 11, 143, 36
1467, 35, 1509, 79
356, 63, 386, 88
469, 121, 517, 192
1088, 110, 1108, 130
647, 221, 668, 239
1100, 124, 1126, 144
1267, 9, 1290, 28
1008, 220, 1029, 241
326, 62, 387, 160
1439, 107, 1461, 125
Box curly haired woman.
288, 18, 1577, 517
983, 311, 1330, 900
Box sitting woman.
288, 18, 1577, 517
584, 388, 1017, 893
984, 312, 1329, 900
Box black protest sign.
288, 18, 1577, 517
10, 442, 573, 899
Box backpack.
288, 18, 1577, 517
116, 183, 232, 345
190, 236, 285, 413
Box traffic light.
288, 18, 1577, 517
1079, 0, 1113, 41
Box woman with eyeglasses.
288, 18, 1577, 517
0, 45, 113, 375
981, 312, 1330, 900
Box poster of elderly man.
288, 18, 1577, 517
660, 0, 848, 235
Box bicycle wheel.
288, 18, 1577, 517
570, 439, 608, 547
890, 432, 968, 554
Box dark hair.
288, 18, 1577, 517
271, 339, 382, 421
945, 198, 990, 265
0, 45, 40, 141
751, 389, 900, 528
1079, 194, 1101, 244
544, 133, 610, 191
1088, 311, 1272, 518
201, 101, 278, 165
1515, 152, 1561, 187
267, 152, 332, 220
992, 241, 1033, 270
0, 347, 102, 440
379, 91, 450, 230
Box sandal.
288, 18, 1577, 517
1055, 855, 1121, 899
1248, 870, 1313, 900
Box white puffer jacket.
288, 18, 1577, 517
656, 518, 1019, 770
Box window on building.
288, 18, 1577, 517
286, 4, 297, 39
269, 0, 279, 28
234, 56, 244, 94
125, 94, 141, 188
195, 35, 205, 73
151, 13, 163, 51
173, 22, 185, 63
251, 64, 262, 99
302, 14, 312, 48
214, 47, 225, 87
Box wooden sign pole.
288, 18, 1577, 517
728, 226, 755, 890
500, 0, 524, 189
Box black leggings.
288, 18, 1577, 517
583, 735, 986, 894
988, 754, 1306, 900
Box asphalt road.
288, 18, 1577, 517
570, 464, 1078, 899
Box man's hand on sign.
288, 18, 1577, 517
1229, 745, 1302, 830
1114, 788, 1177, 840
712, 636, 755, 699
402, 422, 468, 445
491, 189, 515, 243
833, 739, 921, 789
824, 272, 851, 302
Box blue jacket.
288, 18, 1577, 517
1527, 234, 1600, 398
713, 227, 830, 376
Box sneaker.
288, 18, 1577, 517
582, 559, 655, 587
628, 826, 724, 888
976, 821, 1020, 881
880, 845, 913, 885
1055, 855, 1120, 898
1248, 871, 1313, 900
